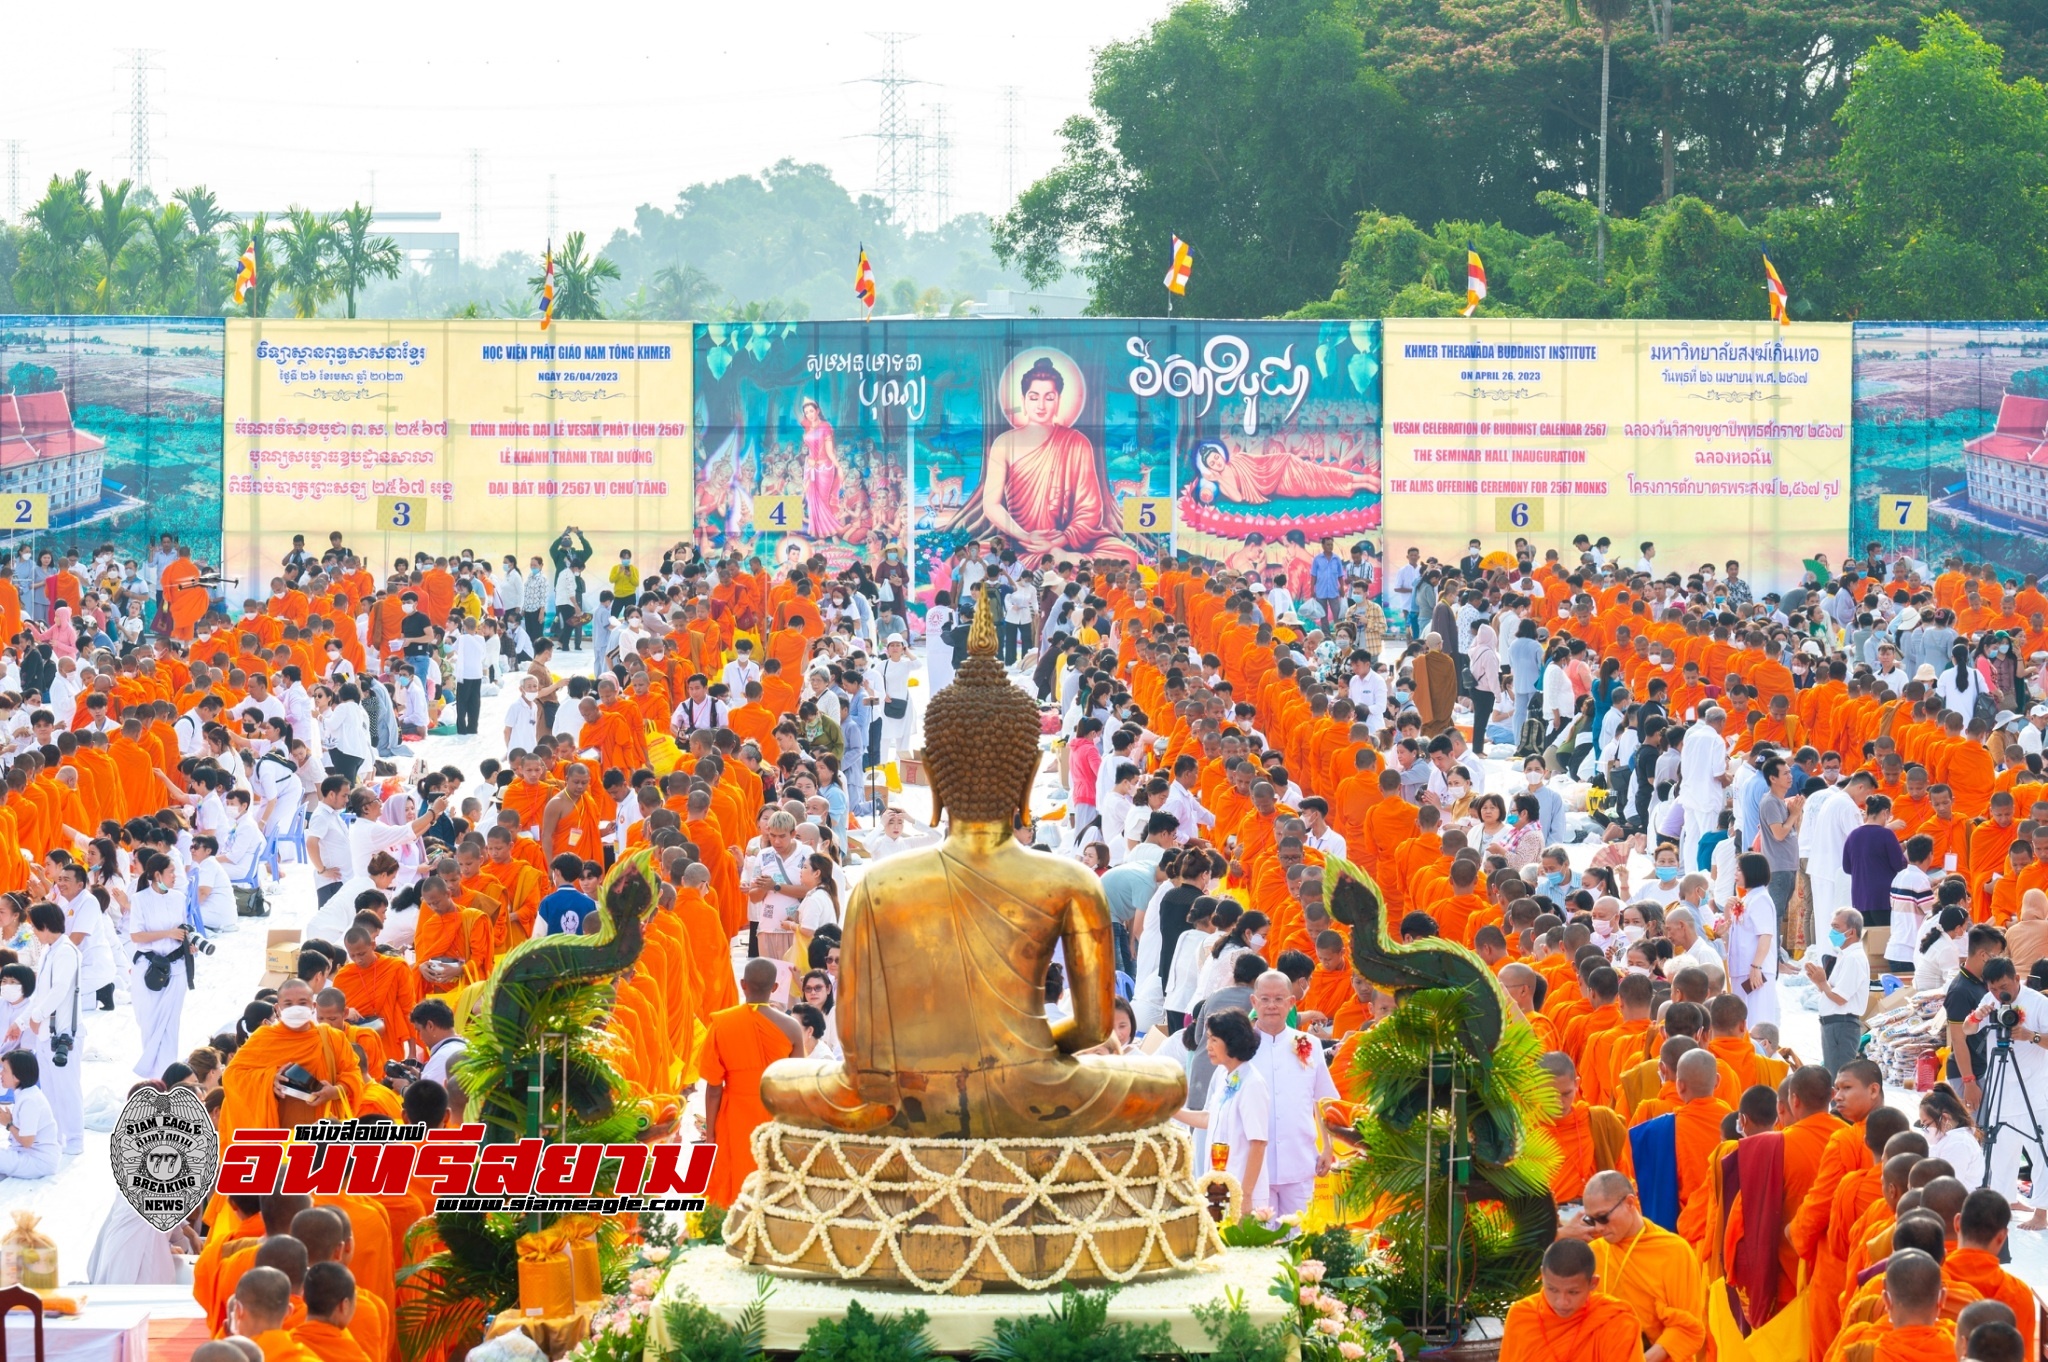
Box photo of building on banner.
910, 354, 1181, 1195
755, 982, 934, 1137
692, 320, 1383, 621
1380, 318, 1853, 592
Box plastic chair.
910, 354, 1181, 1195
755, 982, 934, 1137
0, 1282, 44, 1362
263, 804, 307, 879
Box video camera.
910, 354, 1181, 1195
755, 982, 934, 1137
384, 1057, 423, 1086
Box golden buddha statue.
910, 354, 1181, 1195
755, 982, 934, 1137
759, 587, 1186, 1139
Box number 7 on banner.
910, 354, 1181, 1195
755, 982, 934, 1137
1886, 495, 1927, 532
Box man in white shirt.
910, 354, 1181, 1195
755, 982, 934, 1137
411, 998, 469, 1122
394, 666, 430, 735
306, 777, 353, 907
1298, 797, 1347, 859
720, 641, 762, 697
222, 792, 265, 885
1385, 546, 1421, 633
743, 811, 809, 943
232, 674, 285, 726
863, 806, 936, 862
1247, 971, 1338, 1219
1807, 907, 1871, 1072
451, 618, 490, 736
1162, 758, 1214, 844
252, 743, 302, 839
176, 694, 223, 759
2023, 704, 2048, 759
1677, 708, 1731, 869
280, 668, 317, 752
1802, 772, 1875, 928
190, 835, 237, 931
53, 864, 117, 1011
12, 905, 82, 1155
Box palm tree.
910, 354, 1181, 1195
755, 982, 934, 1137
141, 202, 191, 313
84, 178, 147, 313
649, 263, 718, 319
528, 230, 619, 321
331, 202, 402, 319
16, 172, 94, 313
175, 185, 235, 313
275, 207, 338, 317
1560, 0, 1634, 272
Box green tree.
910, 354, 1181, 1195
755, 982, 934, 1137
84, 177, 146, 313
531, 230, 619, 321
331, 203, 402, 319
275, 208, 338, 317
1560, 0, 1639, 269
138, 202, 191, 313
237, 212, 281, 317
174, 185, 235, 314
15, 171, 95, 314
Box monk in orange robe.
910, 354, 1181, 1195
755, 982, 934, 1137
1774, 1064, 1848, 1307
1498, 1241, 1646, 1362
160, 549, 210, 640
1663, 1050, 1735, 1245
1790, 1059, 1886, 1355
700, 961, 802, 1208
676, 866, 740, 1018
216, 983, 365, 1160
1944, 1188, 2036, 1360
228, 1264, 319, 1362
1540, 1052, 1632, 1205
332, 927, 421, 1060
411, 877, 494, 996
476, 828, 546, 947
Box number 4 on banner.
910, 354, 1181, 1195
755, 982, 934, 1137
375, 496, 421, 531
5, 496, 48, 531
752, 494, 802, 533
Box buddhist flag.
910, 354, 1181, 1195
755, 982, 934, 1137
231, 241, 256, 307
1763, 252, 1790, 326
854, 246, 876, 318
1463, 243, 1487, 317
1163, 236, 1192, 296
539, 239, 555, 330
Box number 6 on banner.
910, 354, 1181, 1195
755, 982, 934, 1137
1493, 497, 1544, 533
375, 496, 419, 531
5, 496, 47, 531
1886, 495, 1927, 532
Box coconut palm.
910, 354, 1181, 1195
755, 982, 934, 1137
1560, 0, 1635, 271
331, 202, 402, 319
174, 185, 235, 314
528, 230, 619, 321
139, 202, 191, 313
84, 178, 147, 313
15, 172, 94, 314
275, 207, 338, 318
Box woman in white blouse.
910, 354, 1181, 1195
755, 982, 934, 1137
1174, 1010, 1272, 1220
1162, 898, 1218, 1026
127, 851, 191, 1080
1919, 1084, 1984, 1188
1914, 906, 1969, 998
1193, 910, 1270, 1005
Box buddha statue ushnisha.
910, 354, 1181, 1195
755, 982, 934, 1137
760, 588, 1187, 1139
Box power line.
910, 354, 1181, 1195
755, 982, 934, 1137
3, 141, 21, 223
121, 49, 161, 189
1002, 86, 1022, 208
466, 148, 483, 262
929, 104, 951, 229
860, 32, 923, 227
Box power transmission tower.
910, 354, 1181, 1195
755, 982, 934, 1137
1002, 86, 1022, 207
3, 142, 21, 224
466, 149, 483, 262
860, 32, 923, 226
121, 50, 160, 189
929, 104, 951, 229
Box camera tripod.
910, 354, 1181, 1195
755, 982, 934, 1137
1976, 1024, 2048, 1194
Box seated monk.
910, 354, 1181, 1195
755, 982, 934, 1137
761, 606, 1186, 1138
1498, 1239, 1646, 1362
216, 981, 364, 1156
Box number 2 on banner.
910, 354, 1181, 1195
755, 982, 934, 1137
1120, 497, 1172, 534
1886, 495, 1927, 532
375, 496, 419, 531
753, 494, 803, 533
1493, 497, 1544, 533
5, 496, 47, 531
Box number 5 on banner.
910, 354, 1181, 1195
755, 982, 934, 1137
375, 496, 421, 531
1494, 497, 1544, 533
1886, 495, 1927, 532
1121, 497, 1172, 533
5, 496, 48, 531
753, 494, 803, 532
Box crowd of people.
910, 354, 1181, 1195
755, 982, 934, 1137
0, 513, 2039, 1357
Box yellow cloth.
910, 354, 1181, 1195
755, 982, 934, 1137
1591, 1222, 1706, 1362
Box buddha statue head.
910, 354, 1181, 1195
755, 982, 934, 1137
922, 583, 1041, 827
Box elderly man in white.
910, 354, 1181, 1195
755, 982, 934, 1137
1677, 707, 1731, 870
1247, 969, 1338, 1220
1801, 770, 1875, 941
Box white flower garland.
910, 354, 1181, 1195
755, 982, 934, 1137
722, 1121, 1225, 1294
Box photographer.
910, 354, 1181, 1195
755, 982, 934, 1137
1946, 924, 2008, 1113
128, 850, 195, 1080
409, 998, 467, 1122
1968, 954, 2048, 1200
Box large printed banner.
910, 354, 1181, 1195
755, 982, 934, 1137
0, 316, 224, 565
223, 321, 692, 592
1381, 320, 1853, 592
1852, 323, 2048, 576
693, 320, 1381, 600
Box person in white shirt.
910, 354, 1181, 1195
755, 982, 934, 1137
1162, 761, 1214, 845
0, 1052, 59, 1179
189, 835, 237, 932
1806, 907, 1872, 1072
306, 777, 352, 907
126, 850, 194, 1079
12, 905, 82, 1155
52, 865, 117, 1012
720, 643, 762, 697
1244, 969, 1338, 1219
1174, 1009, 1273, 1219
346, 786, 442, 900
393, 668, 430, 736
175, 695, 221, 759
862, 806, 936, 862
1969, 956, 2048, 1201
1914, 906, 1968, 998
873, 635, 916, 766
1298, 797, 1347, 859
1677, 708, 1731, 869
279, 668, 317, 750
451, 617, 490, 736
221, 792, 264, 884
743, 812, 809, 945
318, 685, 374, 781
251, 737, 302, 839
503, 675, 542, 752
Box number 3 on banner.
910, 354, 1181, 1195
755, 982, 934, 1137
1493, 497, 1544, 533
1887, 495, 1927, 532
752, 494, 802, 533
375, 496, 418, 531
5, 496, 47, 531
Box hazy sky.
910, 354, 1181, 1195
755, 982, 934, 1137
2, 0, 1162, 255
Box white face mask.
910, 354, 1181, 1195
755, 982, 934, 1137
0, 984, 20, 1004
278, 1005, 315, 1030
1247, 933, 1268, 951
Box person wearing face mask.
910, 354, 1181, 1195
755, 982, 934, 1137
1522, 757, 1565, 845
8, 904, 81, 1155
1804, 907, 1870, 1073
0, 1050, 58, 1180
1966, 954, 2048, 1202
0, 965, 33, 1040
213, 977, 363, 1146
1641, 843, 1685, 908
1195, 910, 1270, 1006
127, 849, 195, 1081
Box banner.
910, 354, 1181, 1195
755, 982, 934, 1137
1851, 323, 2048, 575
223, 321, 691, 593
1380, 319, 1852, 592
0, 316, 224, 566
693, 320, 1381, 606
